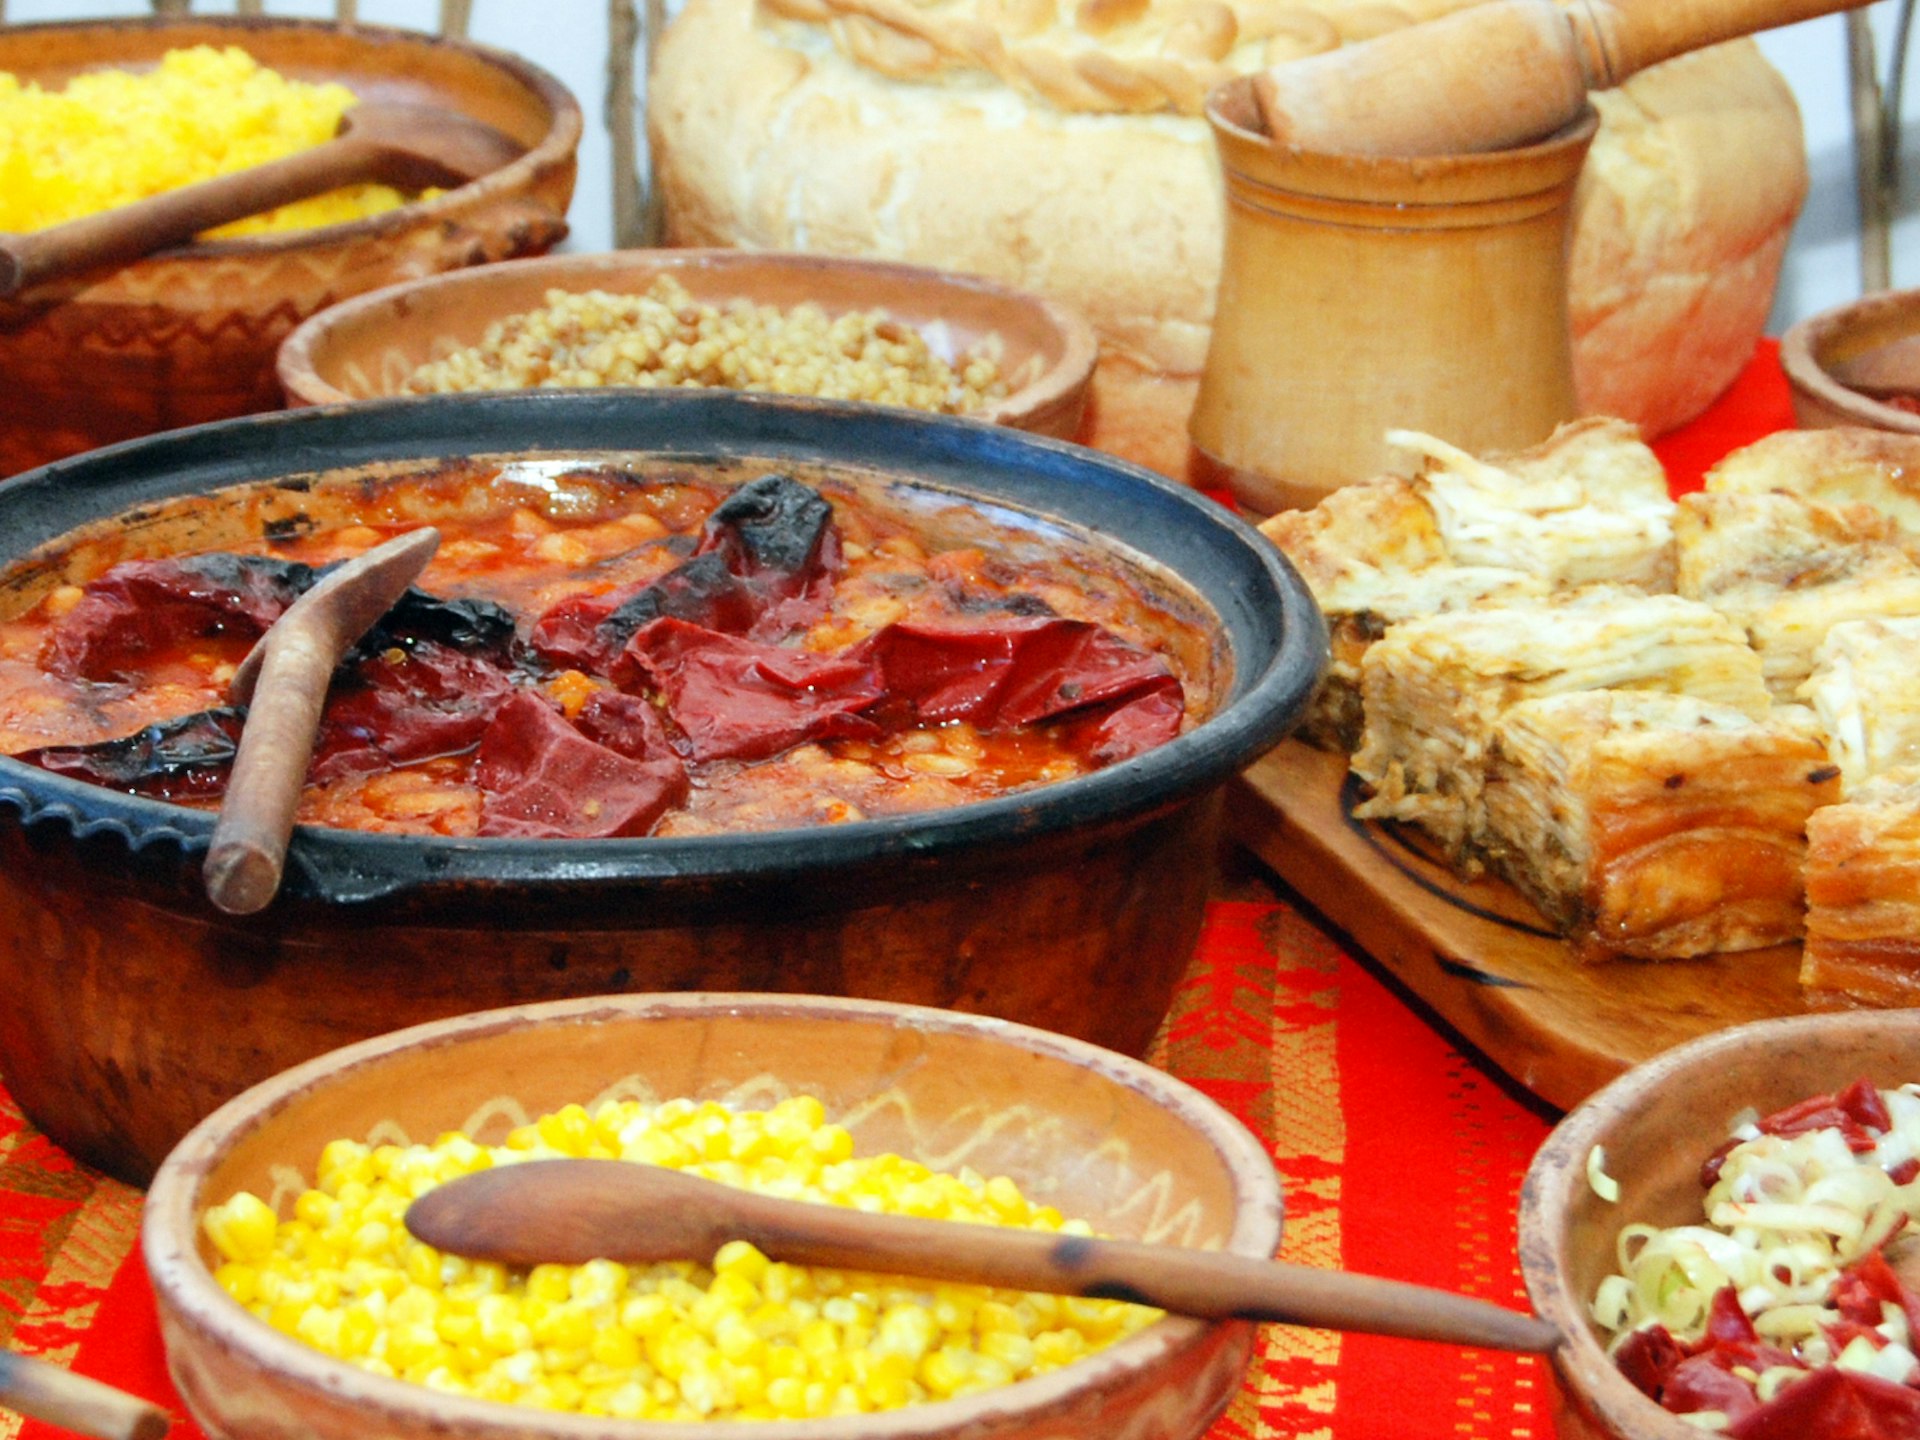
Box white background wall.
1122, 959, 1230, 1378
7, 0, 1916, 332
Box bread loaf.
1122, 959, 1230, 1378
649, 0, 1806, 480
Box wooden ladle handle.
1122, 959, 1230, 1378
203, 528, 440, 917
0, 136, 382, 297
0, 101, 521, 298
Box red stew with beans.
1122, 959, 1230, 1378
0, 461, 1215, 839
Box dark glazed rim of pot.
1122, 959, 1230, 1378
0, 390, 1327, 905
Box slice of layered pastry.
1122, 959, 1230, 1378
1260, 418, 1671, 751
1800, 618, 1920, 1006
1802, 767, 1920, 1008
1351, 587, 1769, 861
1704, 427, 1920, 541
1802, 615, 1920, 793
1389, 416, 1676, 591
1259, 480, 1545, 749
1482, 691, 1838, 961
1675, 489, 1920, 700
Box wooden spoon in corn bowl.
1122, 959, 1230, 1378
407, 1158, 1562, 1354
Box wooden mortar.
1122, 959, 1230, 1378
1189, 78, 1596, 515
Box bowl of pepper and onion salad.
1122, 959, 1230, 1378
1518, 1010, 1920, 1440
0, 387, 1325, 1188
142, 992, 1284, 1440
0, 15, 580, 476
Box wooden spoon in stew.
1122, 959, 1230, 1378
204, 528, 442, 917
0, 102, 524, 297
406, 1158, 1563, 1354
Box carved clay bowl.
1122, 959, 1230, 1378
0, 389, 1325, 1185
1782, 286, 1920, 436
276, 249, 1100, 442
1518, 1010, 1920, 1439
143, 993, 1283, 1440
0, 15, 581, 476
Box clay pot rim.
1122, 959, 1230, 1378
1516, 1010, 1920, 1440
0, 13, 584, 264
0, 388, 1326, 905
142, 990, 1284, 1440
1780, 287, 1920, 436
274, 248, 1100, 437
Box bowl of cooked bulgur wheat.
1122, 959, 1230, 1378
0, 15, 581, 476
275, 249, 1100, 442
144, 991, 1281, 1440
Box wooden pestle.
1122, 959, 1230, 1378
1253, 0, 1876, 157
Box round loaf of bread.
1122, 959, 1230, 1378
650, 0, 1806, 480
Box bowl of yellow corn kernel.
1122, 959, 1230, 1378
275, 249, 1100, 443
143, 992, 1282, 1440
0, 15, 581, 476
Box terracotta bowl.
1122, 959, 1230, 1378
0, 389, 1326, 1186
1517, 1010, 1920, 1439
0, 15, 582, 477
276, 249, 1099, 441
1782, 287, 1920, 435
143, 991, 1284, 1440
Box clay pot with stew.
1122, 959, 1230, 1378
0, 391, 1324, 1184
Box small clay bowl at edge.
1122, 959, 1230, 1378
1517, 1009, 1920, 1440
1782, 286, 1920, 435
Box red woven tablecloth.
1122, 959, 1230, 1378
0, 348, 1797, 1440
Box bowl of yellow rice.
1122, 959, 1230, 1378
0, 15, 580, 476
143, 992, 1282, 1440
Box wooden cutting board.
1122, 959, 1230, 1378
1226, 741, 1808, 1113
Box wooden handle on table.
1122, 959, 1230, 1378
0, 1352, 168, 1440
0, 137, 380, 297
1252, 0, 1875, 157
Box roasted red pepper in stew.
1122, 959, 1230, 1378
0, 464, 1210, 839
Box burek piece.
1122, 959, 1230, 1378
1349, 586, 1770, 863
203, 528, 442, 916
1484, 691, 1838, 961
